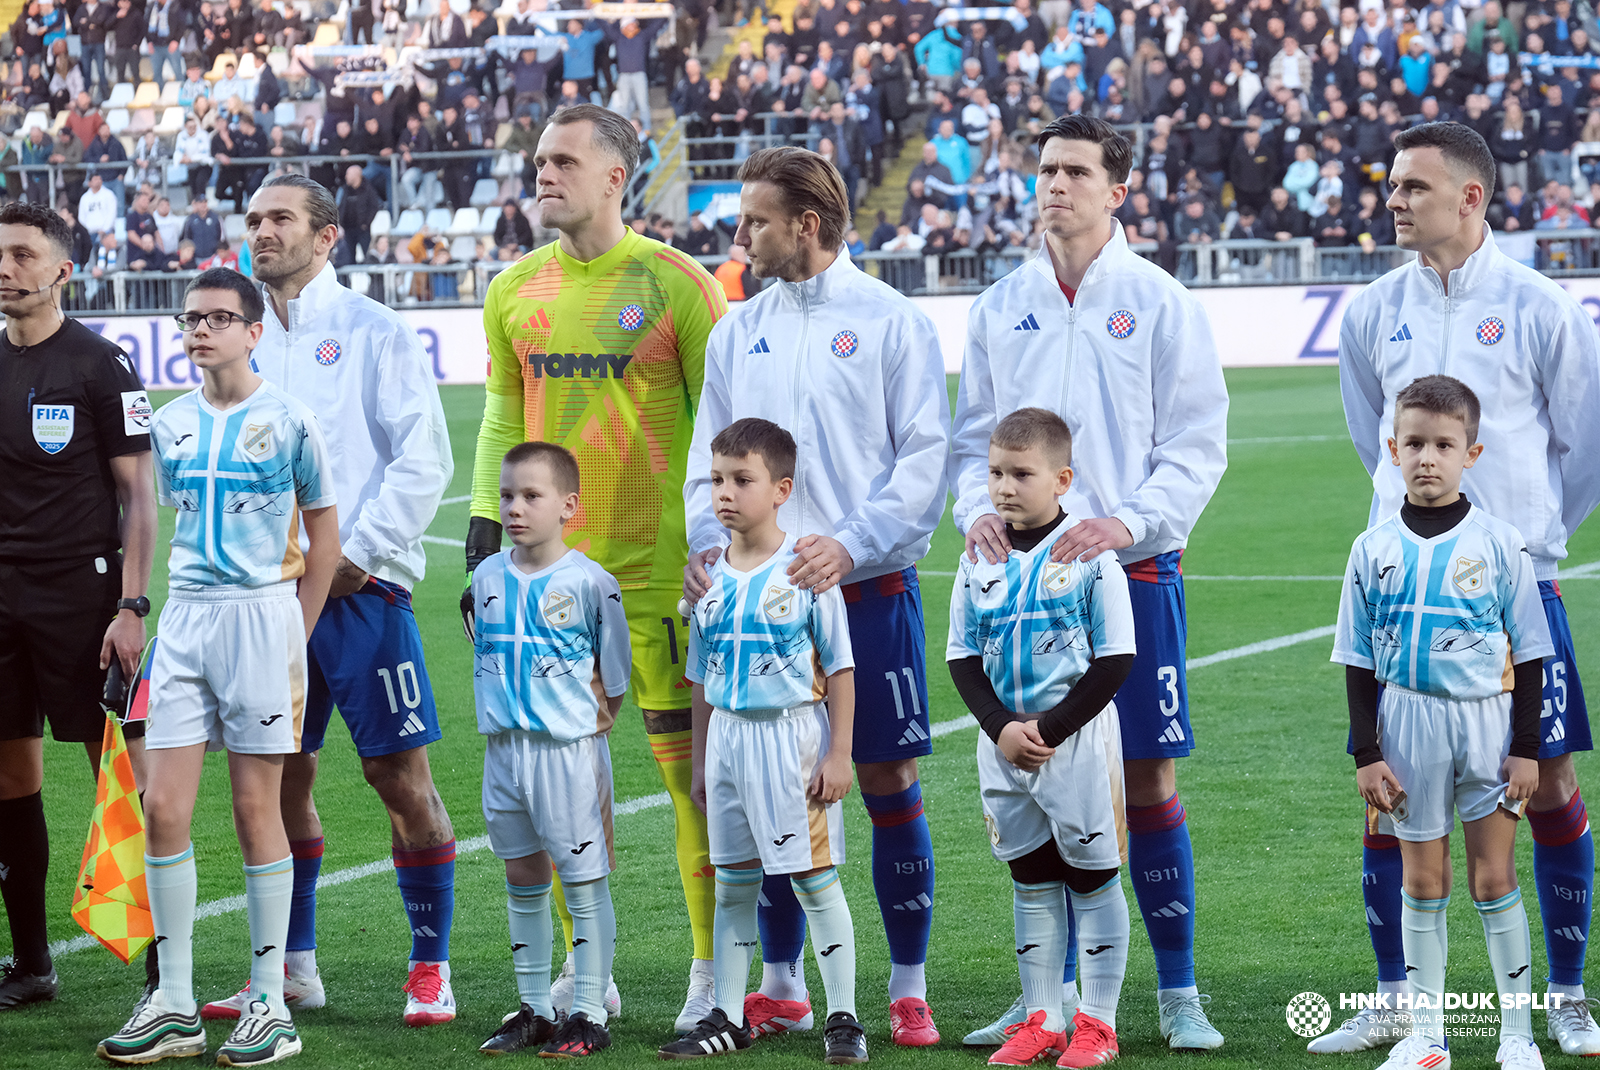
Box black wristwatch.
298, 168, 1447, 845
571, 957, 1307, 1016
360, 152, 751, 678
117, 596, 151, 618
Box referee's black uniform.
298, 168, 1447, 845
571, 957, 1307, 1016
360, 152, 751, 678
0, 318, 149, 745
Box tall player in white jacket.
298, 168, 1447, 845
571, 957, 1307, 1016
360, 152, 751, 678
682, 146, 951, 1046
950, 115, 1230, 1052
1330, 121, 1600, 1058
206, 174, 461, 1027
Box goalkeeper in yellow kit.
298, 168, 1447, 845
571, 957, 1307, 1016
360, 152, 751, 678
468, 104, 728, 1031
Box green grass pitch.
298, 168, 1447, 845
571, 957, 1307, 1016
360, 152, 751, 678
7, 367, 1598, 1067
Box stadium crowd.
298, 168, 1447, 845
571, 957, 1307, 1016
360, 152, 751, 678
1, 0, 1600, 302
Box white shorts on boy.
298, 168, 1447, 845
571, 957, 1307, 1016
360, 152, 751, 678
1379, 685, 1516, 841
146, 583, 306, 754
482, 730, 615, 883
705, 702, 846, 873
978, 703, 1126, 870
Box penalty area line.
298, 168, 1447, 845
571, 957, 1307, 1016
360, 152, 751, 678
48, 621, 1337, 960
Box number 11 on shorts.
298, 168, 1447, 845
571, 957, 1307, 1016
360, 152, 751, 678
884, 667, 921, 720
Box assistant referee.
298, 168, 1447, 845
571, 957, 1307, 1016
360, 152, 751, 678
0, 201, 156, 1010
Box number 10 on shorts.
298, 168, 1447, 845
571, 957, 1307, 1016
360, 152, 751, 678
377, 662, 423, 714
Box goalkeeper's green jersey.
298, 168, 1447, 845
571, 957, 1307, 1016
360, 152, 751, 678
474, 230, 727, 590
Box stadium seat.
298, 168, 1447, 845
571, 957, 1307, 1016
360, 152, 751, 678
224, 214, 248, 243
117, 135, 136, 155
106, 83, 136, 108
424, 207, 453, 234
156, 107, 185, 136
158, 80, 180, 107
266, 48, 291, 75
449, 234, 478, 261
312, 22, 341, 46
347, 270, 371, 295
475, 208, 496, 235
491, 150, 515, 178
49, 107, 69, 133
126, 108, 155, 135
469, 178, 499, 208
392, 208, 424, 237
105, 109, 130, 135
370, 209, 391, 238
204, 53, 234, 81
237, 53, 260, 79
274, 101, 297, 127
19, 111, 48, 135
447, 207, 479, 235
114, 218, 126, 242
131, 82, 160, 108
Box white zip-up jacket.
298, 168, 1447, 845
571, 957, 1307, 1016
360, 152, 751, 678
685, 251, 950, 584
253, 262, 453, 588
1339, 222, 1600, 580
172, 128, 212, 166
950, 221, 1229, 564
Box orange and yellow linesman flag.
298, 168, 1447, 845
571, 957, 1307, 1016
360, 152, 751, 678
72, 711, 152, 964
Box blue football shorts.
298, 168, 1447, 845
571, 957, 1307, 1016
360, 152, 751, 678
1116, 551, 1195, 761
302, 577, 442, 757
1538, 580, 1591, 758
842, 566, 933, 764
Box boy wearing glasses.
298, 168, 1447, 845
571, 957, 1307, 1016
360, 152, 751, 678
97, 268, 340, 1066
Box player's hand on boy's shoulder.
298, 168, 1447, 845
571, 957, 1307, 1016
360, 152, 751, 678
684, 546, 724, 603
998, 719, 1054, 771
1050, 517, 1133, 564
789, 535, 853, 594
1503, 755, 1539, 802
966, 513, 1012, 565
1356, 760, 1402, 812
809, 749, 854, 805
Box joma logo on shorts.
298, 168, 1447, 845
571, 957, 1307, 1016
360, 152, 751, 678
525, 353, 635, 379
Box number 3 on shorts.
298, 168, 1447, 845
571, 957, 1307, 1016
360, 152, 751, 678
1157, 665, 1179, 717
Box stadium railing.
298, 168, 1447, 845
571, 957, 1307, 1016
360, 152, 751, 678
58, 262, 516, 314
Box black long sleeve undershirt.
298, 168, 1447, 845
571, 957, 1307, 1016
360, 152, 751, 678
1348, 492, 1541, 767
948, 507, 1134, 747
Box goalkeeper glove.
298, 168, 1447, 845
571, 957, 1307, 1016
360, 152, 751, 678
462, 516, 502, 640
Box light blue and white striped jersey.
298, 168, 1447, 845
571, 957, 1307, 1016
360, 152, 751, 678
471, 548, 632, 740
1332, 504, 1554, 699
152, 381, 336, 589
685, 535, 855, 712
946, 516, 1138, 712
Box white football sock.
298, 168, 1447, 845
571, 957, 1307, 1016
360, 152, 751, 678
1071, 875, 1129, 1030
1401, 892, 1449, 1042
507, 881, 555, 1019
285, 950, 317, 980
760, 960, 807, 1002
792, 869, 856, 1018
243, 857, 293, 1014
888, 961, 925, 1002
714, 867, 765, 1022
1013, 881, 1069, 1032
1477, 889, 1534, 1040
146, 845, 198, 1015
563, 876, 616, 1024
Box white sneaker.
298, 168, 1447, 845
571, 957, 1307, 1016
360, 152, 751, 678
1377, 1033, 1451, 1069
1308, 1006, 1412, 1053
402, 962, 456, 1027
1496, 1036, 1546, 1069
964, 994, 1027, 1046
674, 959, 714, 1035
1547, 995, 1600, 1055
549, 958, 621, 1021
202, 970, 325, 1020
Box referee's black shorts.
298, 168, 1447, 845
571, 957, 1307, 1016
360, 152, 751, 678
0, 554, 144, 744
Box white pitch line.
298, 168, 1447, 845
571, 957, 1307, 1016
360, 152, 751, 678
440, 494, 472, 506
1227, 434, 1342, 445
49, 620, 1338, 960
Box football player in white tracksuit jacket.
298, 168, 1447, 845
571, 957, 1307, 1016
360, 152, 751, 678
1330, 122, 1600, 1061
949, 115, 1229, 1053
220, 175, 462, 1029
681, 147, 950, 1050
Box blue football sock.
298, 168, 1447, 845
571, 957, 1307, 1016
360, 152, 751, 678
1126, 793, 1195, 990
862, 782, 935, 967
758, 872, 808, 959
394, 840, 456, 963
1363, 830, 1408, 983
1064, 888, 1078, 984
1529, 790, 1594, 986
286, 837, 322, 954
